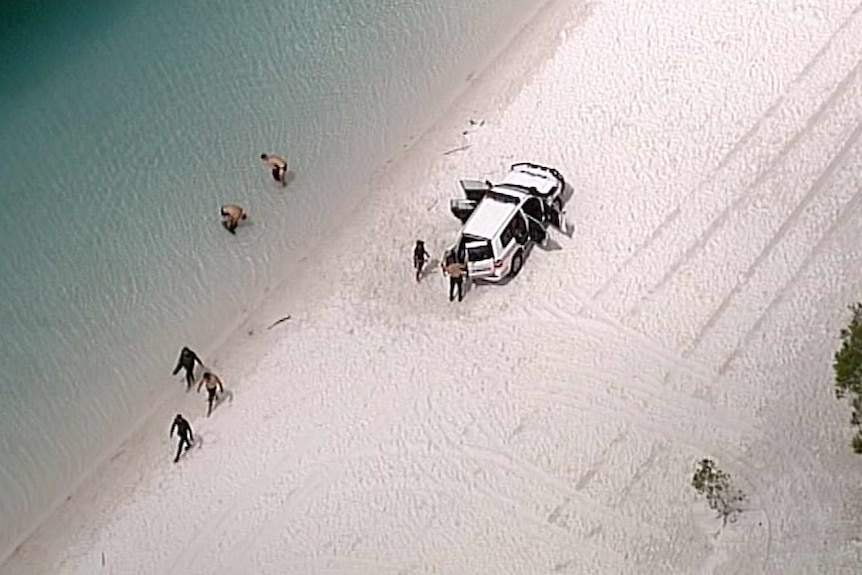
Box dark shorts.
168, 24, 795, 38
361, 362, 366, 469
207, 387, 217, 401
414, 257, 424, 270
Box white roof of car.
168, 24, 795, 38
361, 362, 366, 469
500, 169, 556, 197
461, 189, 525, 239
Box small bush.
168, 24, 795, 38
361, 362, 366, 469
833, 303, 862, 453
691, 459, 746, 525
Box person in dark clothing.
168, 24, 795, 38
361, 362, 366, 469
413, 240, 431, 282
172, 346, 204, 391
170, 414, 194, 463
197, 371, 225, 417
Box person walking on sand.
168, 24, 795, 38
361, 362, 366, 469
442, 250, 467, 302
260, 153, 288, 186
220, 204, 247, 234
413, 240, 431, 282
197, 371, 225, 417
170, 414, 194, 463
172, 346, 204, 391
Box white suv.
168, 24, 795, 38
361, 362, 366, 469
447, 163, 567, 282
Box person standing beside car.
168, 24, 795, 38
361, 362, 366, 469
442, 250, 467, 302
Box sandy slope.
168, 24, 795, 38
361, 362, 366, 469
4, 0, 862, 573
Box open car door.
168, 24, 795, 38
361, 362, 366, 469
450, 198, 478, 223
464, 238, 495, 279
459, 179, 491, 202
524, 214, 548, 246
546, 202, 567, 235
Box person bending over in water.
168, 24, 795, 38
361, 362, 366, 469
413, 240, 431, 282
172, 346, 204, 391
220, 204, 247, 234
197, 371, 225, 417
170, 414, 194, 463
260, 153, 288, 186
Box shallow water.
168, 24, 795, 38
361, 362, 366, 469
0, 0, 536, 558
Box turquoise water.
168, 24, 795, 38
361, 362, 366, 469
0, 0, 536, 561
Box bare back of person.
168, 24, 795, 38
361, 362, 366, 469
220, 204, 247, 233
260, 153, 288, 185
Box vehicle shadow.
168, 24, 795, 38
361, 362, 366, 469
560, 182, 575, 206
559, 219, 574, 238
557, 182, 575, 238
537, 236, 564, 251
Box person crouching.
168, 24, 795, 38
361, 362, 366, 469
220, 204, 247, 234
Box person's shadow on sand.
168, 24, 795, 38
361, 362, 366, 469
418, 258, 440, 282
212, 389, 234, 414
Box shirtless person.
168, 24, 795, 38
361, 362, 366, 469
442, 250, 467, 302
197, 371, 225, 417
220, 204, 247, 234
260, 153, 288, 185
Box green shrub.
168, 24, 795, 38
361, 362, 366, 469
833, 303, 862, 453
692, 459, 745, 525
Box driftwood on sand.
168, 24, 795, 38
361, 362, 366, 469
267, 315, 292, 330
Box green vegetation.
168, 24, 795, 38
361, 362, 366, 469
833, 303, 862, 453
691, 459, 746, 525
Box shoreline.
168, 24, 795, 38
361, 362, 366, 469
0, 1, 581, 571
5, 0, 862, 572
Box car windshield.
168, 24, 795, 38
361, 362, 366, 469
485, 189, 521, 203
465, 239, 493, 261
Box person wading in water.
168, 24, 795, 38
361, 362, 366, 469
220, 204, 247, 234
260, 153, 288, 186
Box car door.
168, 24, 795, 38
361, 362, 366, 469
521, 198, 548, 246
450, 198, 478, 223
497, 220, 518, 275
546, 202, 566, 233
464, 238, 495, 278
524, 214, 547, 245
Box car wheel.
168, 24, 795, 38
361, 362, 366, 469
510, 251, 523, 277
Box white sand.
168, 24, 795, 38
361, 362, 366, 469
4, 0, 862, 573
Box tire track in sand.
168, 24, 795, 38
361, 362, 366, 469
587, 9, 862, 318
414, 315, 770, 571
680, 118, 862, 359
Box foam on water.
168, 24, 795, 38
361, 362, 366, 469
0, 0, 539, 560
